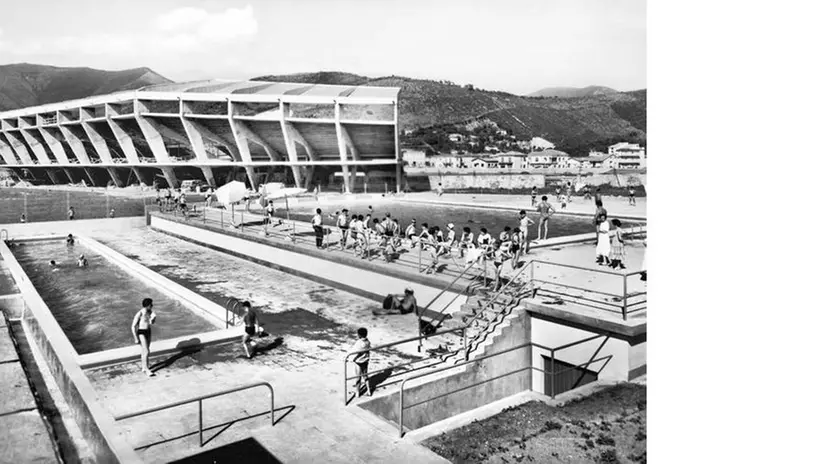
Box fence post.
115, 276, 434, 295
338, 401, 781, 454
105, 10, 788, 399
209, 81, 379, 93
622, 274, 628, 321
343, 359, 349, 404
198, 399, 203, 446
24, 194, 28, 220
463, 327, 468, 361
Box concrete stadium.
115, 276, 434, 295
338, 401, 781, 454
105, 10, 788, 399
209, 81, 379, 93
0, 80, 401, 192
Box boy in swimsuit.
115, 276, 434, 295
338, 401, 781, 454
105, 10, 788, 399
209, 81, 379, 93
536, 196, 556, 241
77, 254, 88, 267
337, 209, 350, 249
518, 210, 534, 254
459, 227, 475, 258
67, 206, 75, 220
530, 187, 537, 207
132, 298, 157, 377
629, 187, 636, 206
241, 301, 261, 359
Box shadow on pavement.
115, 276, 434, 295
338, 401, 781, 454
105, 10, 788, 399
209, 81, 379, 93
167, 437, 284, 463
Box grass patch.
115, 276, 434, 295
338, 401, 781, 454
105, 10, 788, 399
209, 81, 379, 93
423, 383, 646, 463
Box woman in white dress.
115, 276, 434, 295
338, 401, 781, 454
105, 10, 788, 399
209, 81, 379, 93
595, 213, 611, 265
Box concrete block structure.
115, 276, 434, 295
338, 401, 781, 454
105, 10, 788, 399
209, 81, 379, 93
0, 80, 402, 192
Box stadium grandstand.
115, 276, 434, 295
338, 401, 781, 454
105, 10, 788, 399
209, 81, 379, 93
0, 80, 402, 192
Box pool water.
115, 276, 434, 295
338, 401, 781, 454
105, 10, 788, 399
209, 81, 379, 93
0, 188, 148, 224
11, 240, 217, 354
272, 201, 596, 238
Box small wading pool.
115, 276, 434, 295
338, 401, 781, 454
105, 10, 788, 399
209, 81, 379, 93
11, 240, 217, 354
272, 201, 606, 238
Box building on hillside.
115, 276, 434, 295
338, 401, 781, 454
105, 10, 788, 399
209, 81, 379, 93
530, 137, 555, 151
496, 129, 508, 136
607, 143, 646, 169
0, 80, 402, 192
470, 157, 498, 169
483, 145, 500, 153
608, 142, 645, 157
494, 151, 528, 170
527, 149, 570, 168
448, 133, 465, 143
402, 148, 428, 167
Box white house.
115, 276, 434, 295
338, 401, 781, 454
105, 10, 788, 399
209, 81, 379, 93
527, 149, 570, 168
607, 143, 646, 169
403, 149, 428, 167
530, 137, 556, 151
608, 142, 646, 157
470, 157, 498, 169
448, 133, 466, 143
494, 151, 528, 170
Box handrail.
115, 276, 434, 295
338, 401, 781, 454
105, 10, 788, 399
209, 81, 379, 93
397, 337, 611, 437
114, 381, 275, 447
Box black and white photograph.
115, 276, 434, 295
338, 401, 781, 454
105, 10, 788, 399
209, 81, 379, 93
5, 0, 814, 462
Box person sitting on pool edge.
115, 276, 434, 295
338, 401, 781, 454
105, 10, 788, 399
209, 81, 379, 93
380, 287, 418, 315
77, 254, 88, 267
132, 298, 157, 377
241, 301, 262, 359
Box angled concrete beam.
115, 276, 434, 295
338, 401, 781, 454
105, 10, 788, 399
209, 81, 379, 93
135, 116, 173, 163
106, 118, 141, 164
227, 102, 259, 190
20, 129, 52, 164
38, 128, 71, 164
132, 167, 150, 186
160, 167, 179, 189
62, 167, 79, 184
279, 103, 305, 189
181, 118, 240, 161
58, 127, 92, 164
234, 120, 282, 161
3, 132, 35, 164
200, 167, 216, 187
334, 103, 352, 194
338, 124, 360, 160
83, 168, 99, 186
45, 168, 60, 184
0, 136, 18, 165
81, 122, 115, 163
106, 167, 124, 187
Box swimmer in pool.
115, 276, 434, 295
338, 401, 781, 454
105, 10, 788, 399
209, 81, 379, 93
132, 298, 157, 377
49, 260, 59, 270
66, 234, 75, 246
77, 254, 88, 267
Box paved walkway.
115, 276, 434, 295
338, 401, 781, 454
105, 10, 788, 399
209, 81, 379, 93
0, 312, 60, 463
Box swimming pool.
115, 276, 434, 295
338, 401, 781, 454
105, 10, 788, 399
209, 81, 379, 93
0, 188, 148, 224
272, 201, 597, 238
11, 240, 217, 354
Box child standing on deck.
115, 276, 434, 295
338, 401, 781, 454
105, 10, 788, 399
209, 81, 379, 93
609, 219, 627, 269
595, 213, 611, 265
350, 328, 372, 397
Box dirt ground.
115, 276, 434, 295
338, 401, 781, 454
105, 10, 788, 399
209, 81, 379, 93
423, 383, 646, 464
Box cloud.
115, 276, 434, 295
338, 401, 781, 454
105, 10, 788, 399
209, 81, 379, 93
0, 5, 258, 58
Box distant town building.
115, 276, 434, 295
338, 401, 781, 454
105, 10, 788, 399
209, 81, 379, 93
495, 151, 528, 170
607, 142, 646, 169
470, 157, 498, 169
402, 149, 428, 167
608, 142, 645, 157
527, 149, 570, 168
530, 137, 556, 151
448, 133, 466, 143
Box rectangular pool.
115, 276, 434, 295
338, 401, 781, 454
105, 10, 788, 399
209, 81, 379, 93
10, 240, 217, 354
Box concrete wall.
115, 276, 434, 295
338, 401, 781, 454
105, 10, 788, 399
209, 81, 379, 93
0, 241, 142, 463
425, 173, 545, 190
529, 316, 636, 393
359, 309, 532, 431
150, 215, 466, 313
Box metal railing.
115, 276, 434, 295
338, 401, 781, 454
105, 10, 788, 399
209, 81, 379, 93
114, 381, 275, 447
225, 298, 243, 328
397, 337, 612, 437
343, 326, 468, 404
529, 259, 647, 320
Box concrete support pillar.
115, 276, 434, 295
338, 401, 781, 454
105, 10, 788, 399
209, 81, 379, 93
279, 102, 307, 189
334, 103, 355, 194
396, 160, 403, 194
160, 166, 179, 189
58, 127, 92, 164
38, 128, 71, 164
0, 137, 18, 165
107, 119, 141, 164
45, 168, 60, 184
394, 101, 401, 193
134, 116, 173, 163
83, 168, 98, 186
62, 168, 79, 184
200, 166, 216, 187
181, 118, 240, 161
20, 129, 52, 164
132, 167, 150, 187
4, 132, 35, 164
106, 167, 124, 187
81, 122, 114, 163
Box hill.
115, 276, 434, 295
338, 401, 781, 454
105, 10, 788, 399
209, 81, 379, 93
0, 63, 171, 111
526, 85, 618, 98
254, 72, 646, 156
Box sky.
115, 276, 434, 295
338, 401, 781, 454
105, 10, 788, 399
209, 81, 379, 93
0, 0, 646, 95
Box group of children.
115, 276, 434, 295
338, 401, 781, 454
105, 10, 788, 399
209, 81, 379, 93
156, 188, 189, 214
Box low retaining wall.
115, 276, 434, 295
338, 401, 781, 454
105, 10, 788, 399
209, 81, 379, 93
149, 214, 467, 313
0, 240, 142, 463
359, 310, 532, 431
425, 173, 545, 190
